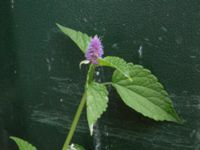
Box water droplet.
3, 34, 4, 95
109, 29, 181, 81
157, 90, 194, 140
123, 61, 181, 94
195, 129, 200, 140
83, 18, 88, 23
111, 43, 118, 49
190, 55, 197, 59
190, 129, 196, 137
195, 64, 200, 72
11, 0, 14, 8
161, 26, 168, 32
175, 35, 183, 45
46, 58, 52, 71
96, 71, 100, 76
45, 58, 50, 63
158, 36, 163, 41
105, 132, 109, 136
138, 45, 143, 58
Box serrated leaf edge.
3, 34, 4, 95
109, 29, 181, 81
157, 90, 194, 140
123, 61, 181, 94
86, 82, 108, 135
112, 63, 182, 123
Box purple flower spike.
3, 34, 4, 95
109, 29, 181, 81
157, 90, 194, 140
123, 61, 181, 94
85, 35, 104, 64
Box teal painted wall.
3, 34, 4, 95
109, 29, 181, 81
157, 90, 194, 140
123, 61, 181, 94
0, 0, 200, 150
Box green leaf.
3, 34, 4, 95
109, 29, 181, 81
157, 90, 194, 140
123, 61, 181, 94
86, 81, 109, 135
10, 136, 37, 150
98, 56, 132, 80
68, 144, 86, 150
112, 64, 181, 123
56, 23, 91, 53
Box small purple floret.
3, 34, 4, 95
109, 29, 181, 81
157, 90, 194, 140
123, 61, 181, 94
85, 35, 104, 64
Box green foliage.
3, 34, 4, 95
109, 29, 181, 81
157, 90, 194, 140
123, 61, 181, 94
98, 56, 132, 80
56, 25, 181, 149
86, 81, 109, 135
10, 136, 37, 150
56, 23, 91, 53
112, 63, 181, 123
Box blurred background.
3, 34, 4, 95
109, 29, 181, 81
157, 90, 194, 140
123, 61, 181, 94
0, 0, 200, 149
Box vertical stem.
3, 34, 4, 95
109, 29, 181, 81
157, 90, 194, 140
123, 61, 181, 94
62, 92, 87, 150
62, 64, 95, 150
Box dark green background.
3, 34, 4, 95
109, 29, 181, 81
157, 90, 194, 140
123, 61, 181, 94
1, 0, 200, 150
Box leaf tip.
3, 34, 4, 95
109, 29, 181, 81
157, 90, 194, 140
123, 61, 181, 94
9, 136, 19, 142
174, 116, 184, 124
79, 60, 90, 69
56, 23, 62, 29
9, 136, 37, 150
89, 124, 94, 136
9, 136, 15, 140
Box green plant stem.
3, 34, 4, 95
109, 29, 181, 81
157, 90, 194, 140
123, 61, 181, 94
62, 92, 87, 150
62, 64, 95, 150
